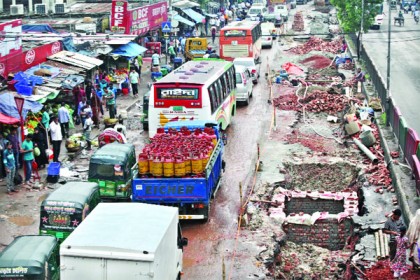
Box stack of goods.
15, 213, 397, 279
292, 12, 305, 32
65, 133, 83, 152
138, 127, 218, 178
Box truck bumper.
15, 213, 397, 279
179, 214, 205, 220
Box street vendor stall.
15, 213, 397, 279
98, 127, 127, 147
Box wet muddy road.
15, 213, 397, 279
181, 46, 276, 279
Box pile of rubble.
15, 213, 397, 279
300, 55, 333, 69
288, 37, 342, 55
292, 12, 305, 31
272, 90, 362, 114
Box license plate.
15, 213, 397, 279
231, 41, 238, 46
173, 106, 184, 111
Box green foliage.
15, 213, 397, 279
331, 0, 383, 32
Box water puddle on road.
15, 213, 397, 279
8, 216, 35, 226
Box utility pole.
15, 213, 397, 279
386, 0, 392, 98
360, 0, 364, 49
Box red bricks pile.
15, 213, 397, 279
292, 12, 304, 32
289, 37, 342, 55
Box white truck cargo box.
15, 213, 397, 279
60, 203, 181, 280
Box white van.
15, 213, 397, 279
261, 22, 276, 48
247, 5, 268, 21
234, 65, 253, 105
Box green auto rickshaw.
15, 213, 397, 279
0, 235, 60, 280
88, 142, 137, 201
39, 181, 101, 242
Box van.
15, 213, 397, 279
261, 22, 276, 48
233, 57, 260, 84
234, 65, 253, 105
39, 181, 101, 242
247, 5, 268, 21
0, 235, 60, 279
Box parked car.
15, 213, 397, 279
233, 57, 260, 84
261, 22, 276, 48
296, 0, 308, 4
234, 65, 254, 105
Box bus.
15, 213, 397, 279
219, 21, 262, 62
148, 60, 237, 137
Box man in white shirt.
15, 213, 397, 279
50, 116, 63, 162
152, 50, 160, 67
83, 113, 93, 150
57, 102, 70, 138
129, 68, 140, 97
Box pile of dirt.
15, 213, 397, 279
363, 260, 420, 279
301, 55, 333, 69
288, 37, 342, 55
283, 159, 360, 191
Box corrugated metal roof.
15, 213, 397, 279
47, 51, 103, 70
68, 3, 113, 14
44, 60, 85, 74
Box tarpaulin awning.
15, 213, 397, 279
48, 51, 103, 70
172, 0, 200, 9
174, 14, 195, 27
22, 24, 58, 34
183, 8, 205, 23
25, 87, 61, 104
111, 42, 147, 58
0, 93, 43, 120
203, 12, 218, 18
0, 112, 19, 124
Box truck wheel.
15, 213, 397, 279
177, 273, 181, 280
201, 205, 210, 223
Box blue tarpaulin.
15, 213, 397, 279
22, 24, 58, 34
183, 8, 205, 23
111, 42, 147, 58
0, 93, 43, 120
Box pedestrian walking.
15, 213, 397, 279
94, 84, 104, 116
85, 81, 94, 101
3, 142, 17, 194
78, 97, 88, 126
83, 113, 93, 151
72, 85, 86, 115
50, 116, 63, 163
180, 37, 186, 54
390, 226, 410, 278
152, 50, 160, 67
58, 102, 70, 138
41, 107, 50, 145
407, 209, 420, 270
384, 208, 405, 261
21, 134, 34, 187
168, 44, 176, 63
0, 134, 8, 182
7, 129, 20, 170
32, 127, 48, 169
103, 88, 116, 119
211, 26, 217, 44
129, 68, 140, 98
136, 54, 143, 76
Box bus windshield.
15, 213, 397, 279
224, 30, 247, 37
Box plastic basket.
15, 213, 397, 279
47, 162, 61, 176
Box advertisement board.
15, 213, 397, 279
22, 41, 63, 69
110, 0, 168, 35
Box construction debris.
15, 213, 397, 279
292, 12, 305, 32
288, 37, 342, 55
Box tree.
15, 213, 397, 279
331, 0, 383, 32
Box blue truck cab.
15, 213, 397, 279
131, 121, 224, 222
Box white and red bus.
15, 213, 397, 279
148, 60, 237, 137
219, 21, 262, 62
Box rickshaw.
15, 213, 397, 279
0, 235, 60, 280
88, 142, 137, 201
39, 181, 101, 242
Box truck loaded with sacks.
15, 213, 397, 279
132, 121, 225, 222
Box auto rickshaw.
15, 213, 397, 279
39, 181, 101, 242
88, 142, 137, 201
0, 235, 60, 279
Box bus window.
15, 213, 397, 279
209, 85, 217, 113
215, 80, 223, 106
224, 73, 231, 94
220, 75, 227, 98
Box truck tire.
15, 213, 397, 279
201, 204, 210, 223
177, 273, 181, 280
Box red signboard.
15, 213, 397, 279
22, 41, 63, 70
145, 42, 161, 57
110, 0, 168, 35
0, 53, 21, 78
110, 0, 129, 34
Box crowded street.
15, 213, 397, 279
1, 0, 420, 279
